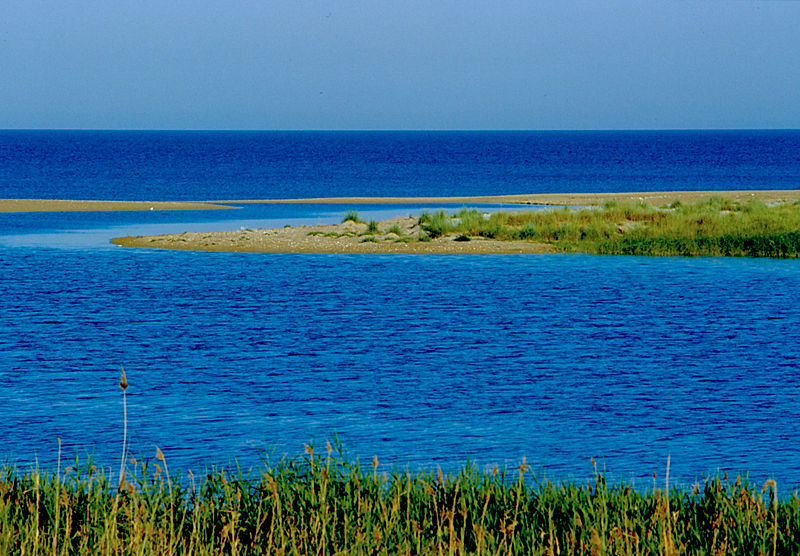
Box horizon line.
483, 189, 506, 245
2, 127, 800, 133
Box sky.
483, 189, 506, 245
2, 1, 799, 130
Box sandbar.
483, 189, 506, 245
0, 199, 234, 213
214, 189, 800, 207
5, 190, 799, 254
5, 190, 800, 214
110, 189, 800, 255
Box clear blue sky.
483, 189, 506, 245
2, 1, 798, 130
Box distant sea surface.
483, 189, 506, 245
2, 131, 800, 491
3, 130, 800, 200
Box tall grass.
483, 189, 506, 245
428, 198, 800, 258
3, 369, 799, 553
2, 449, 799, 554
4, 313, 799, 553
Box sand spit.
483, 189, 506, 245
111, 216, 556, 255
110, 189, 800, 255
5, 190, 800, 214
0, 199, 234, 213
215, 189, 800, 207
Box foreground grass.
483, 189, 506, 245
420, 197, 800, 257
2, 446, 798, 555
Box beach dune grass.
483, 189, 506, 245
342, 210, 361, 224
426, 198, 800, 258
2, 448, 799, 554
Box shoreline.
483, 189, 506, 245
111, 215, 558, 254
111, 189, 800, 255
5, 190, 799, 255
215, 189, 800, 206
3, 189, 800, 213
0, 199, 235, 213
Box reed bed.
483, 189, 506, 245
2, 445, 799, 554
420, 197, 800, 257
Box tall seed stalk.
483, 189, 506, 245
118, 366, 128, 490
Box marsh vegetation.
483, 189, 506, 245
2, 447, 798, 555
420, 197, 800, 257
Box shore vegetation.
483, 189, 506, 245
422, 197, 800, 257
2, 447, 798, 555
4, 364, 800, 554
342, 210, 361, 224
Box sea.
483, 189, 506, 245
2, 130, 800, 492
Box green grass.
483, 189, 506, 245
418, 210, 451, 239
342, 210, 361, 224
423, 198, 800, 258
321, 231, 355, 238
386, 224, 404, 237
1, 448, 797, 554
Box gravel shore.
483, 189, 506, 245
111, 216, 557, 254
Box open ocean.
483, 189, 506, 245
2, 130, 800, 491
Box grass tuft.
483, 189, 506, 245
342, 210, 361, 224
386, 224, 404, 236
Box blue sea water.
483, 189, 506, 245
3, 130, 800, 200
2, 130, 800, 491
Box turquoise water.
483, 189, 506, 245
2, 131, 799, 490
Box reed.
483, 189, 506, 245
2, 450, 799, 554
4, 341, 799, 553
118, 366, 128, 491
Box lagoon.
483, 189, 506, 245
2, 130, 800, 492
2, 209, 799, 491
